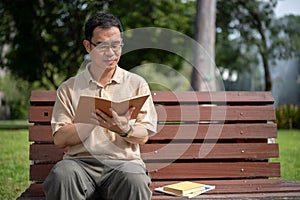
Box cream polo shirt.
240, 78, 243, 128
51, 65, 157, 166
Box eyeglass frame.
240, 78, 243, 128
89, 40, 124, 52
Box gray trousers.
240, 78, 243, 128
43, 158, 151, 200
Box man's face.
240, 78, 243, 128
85, 26, 123, 71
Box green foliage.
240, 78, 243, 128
108, 0, 196, 72
216, 0, 300, 91
1, 0, 300, 92
0, 0, 106, 89
276, 104, 300, 129
0, 72, 32, 119
0, 0, 195, 89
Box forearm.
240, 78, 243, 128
123, 124, 150, 144
53, 124, 91, 149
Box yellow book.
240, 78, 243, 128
163, 181, 205, 196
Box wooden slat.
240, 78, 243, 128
29, 91, 274, 105
151, 179, 300, 194
30, 162, 281, 182
30, 164, 54, 182
29, 125, 53, 142
151, 91, 274, 104
18, 181, 300, 199
153, 123, 277, 140
156, 105, 275, 122
28, 105, 276, 123
27, 123, 277, 143
30, 90, 56, 104
30, 143, 278, 162
141, 143, 278, 160
29, 106, 53, 123
30, 144, 64, 162
148, 162, 280, 179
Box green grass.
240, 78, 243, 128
0, 128, 299, 199
271, 129, 300, 181
0, 129, 31, 200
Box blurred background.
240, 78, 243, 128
0, 0, 299, 123
0, 1, 300, 199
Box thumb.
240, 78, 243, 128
127, 106, 136, 117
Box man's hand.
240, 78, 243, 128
91, 107, 135, 136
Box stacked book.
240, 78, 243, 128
155, 181, 215, 198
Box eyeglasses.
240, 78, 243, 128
89, 41, 124, 52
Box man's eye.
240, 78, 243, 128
111, 44, 119, 49
99, 45, 109, 49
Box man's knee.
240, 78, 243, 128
43, 159, 83, 191
123, 171, 151, 188
48, 160, 79, 181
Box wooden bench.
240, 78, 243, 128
18, 90, 300, 199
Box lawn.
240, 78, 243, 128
0, 128, 299, 199
272, 129, 300, 181
0, 129, 31, 200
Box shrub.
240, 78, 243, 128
0, 71, 31, 119
276, 104, 300, 129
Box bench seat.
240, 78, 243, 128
18, 90, 300, 199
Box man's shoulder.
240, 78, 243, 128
57, 70, 86, 91
120, 67, 147, 83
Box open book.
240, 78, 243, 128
74, 94, 149, 124
155, 181, 215, 198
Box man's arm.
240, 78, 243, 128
122, 124, 150, 144
53, 124, 92, 149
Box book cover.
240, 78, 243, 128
155, 181, 215, 198
74, 94, 149, 124
163, 181, 205, 196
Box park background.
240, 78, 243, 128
0, 0, 300, 199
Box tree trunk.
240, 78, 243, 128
191, 0, 217, 91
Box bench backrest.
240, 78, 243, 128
28, 90, 279, 186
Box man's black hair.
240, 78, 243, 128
84, 12, 123, 41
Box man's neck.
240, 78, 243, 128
90, 65, 116, 86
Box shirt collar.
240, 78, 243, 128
83, 64, 123, 86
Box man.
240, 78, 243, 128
43, 12, 157, 200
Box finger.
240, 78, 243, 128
95, 109, 111, 121
91, 112, 107, 127
127, 106, 136, 116
110, 108, 119, 120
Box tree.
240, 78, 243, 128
191, 0, 217, 91
1, 0, 107, 89
216, 0, 300, 91
0, 0, 195, 89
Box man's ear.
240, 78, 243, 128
83, 40, 91, 53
